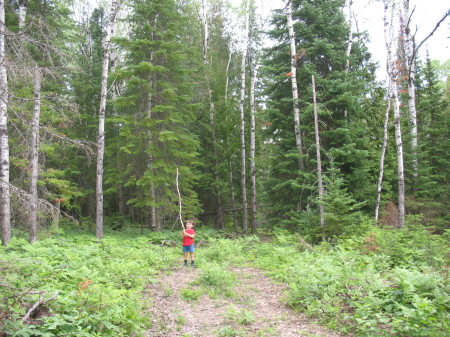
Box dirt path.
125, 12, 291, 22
143, 264, 344, 337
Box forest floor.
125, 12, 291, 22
143, 263, 345, 337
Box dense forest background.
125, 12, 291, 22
0, 0, 448, 244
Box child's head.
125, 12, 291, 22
186, 220, 194, 229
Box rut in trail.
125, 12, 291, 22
143, 265, 345, 337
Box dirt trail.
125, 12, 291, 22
143, 264, 344, 337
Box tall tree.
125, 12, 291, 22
286, 0, 305, 173
0, 0, 10, 246
239, 0, 250, 233
383, 0, 405, 227
29, 67, 41, 243
96, 0, 121, 240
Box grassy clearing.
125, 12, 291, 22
1, 225, 448, 336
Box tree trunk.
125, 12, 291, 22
96, 0, 121, 240
286, 0, 304, 171
229, 160, 238, 233
18, 0, 28, 30
29, 67, 41, 243
0, 0, 11, 246
383, 0, 405, 228
249, 55, 258, 233
312, 75, 325, 240
402, 0, 418, 180
344, 0, 353, 120
225, 50, 232, 100
239, 0, 250, 233
375, 88, 391, 225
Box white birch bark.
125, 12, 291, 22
0, 0, 11, 246
239, 0, 250, 233
18, 0, 28, 30
375, 86, 391, 225
286, 0, 304, 171
249, 55, 257, 233
312, 75, 325, 240
96, 0, 121, 240
344, 0, 353, 73
29, 67, 41, 243
402, 0, 418, 179
201, 0, 209, 64
225, 50, 232, 100
383, 0, 405, 228
344, 0, 353, 120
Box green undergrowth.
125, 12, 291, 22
246, 226, 450, 336
0, 228, 180, 336
1, 225, 448, 337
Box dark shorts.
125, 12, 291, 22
182, 244, 195, 253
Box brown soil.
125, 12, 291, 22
143, 264, 345, 337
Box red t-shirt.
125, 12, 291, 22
182, 229, 195, 246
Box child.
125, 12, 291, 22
182, 220, 195, 267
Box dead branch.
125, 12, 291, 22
413, 9, 450, 59
176, 167, 185, 230
8, 183, 80, 227
22, 291, 59, 322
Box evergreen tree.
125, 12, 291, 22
111, 0, 201, 230
261, 0, 376, 229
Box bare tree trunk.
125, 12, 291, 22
225, 50, 232, 100
344, 0, 353, 74
402, 0, 418, 180
383, 0, 405, 228
229, 159, 238, 232
344, 0, 353, 120
0, 0, 11, 246
375, 87, 391, 225
249, 55, 258, 233
239, 0, 250, 233
286, 0, 304, 171
18, 0, 28, 30
312, 75, 325, 240
96, 1, 121, 240
29, 68, 41, 243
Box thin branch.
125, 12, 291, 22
176, 167, 185, 230
414, 9, 450, 55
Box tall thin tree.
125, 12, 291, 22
375, 86, 391, 225
286, 0, 304, 172
29, 67, 41, 243
249, 54, 258, 233
383, 0, 405, 227
239, 0, 250, 233
312, 75, 325, 240
0, 0, 10, 246
96, 0, 121, 240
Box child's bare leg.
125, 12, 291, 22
190, 252, 195, 262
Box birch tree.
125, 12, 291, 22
312, 75, 325, 239
383, 0, 405, 227
375, 86, 391, 225
239, 0, 250, 233
0, 0, 10, 246
401, 0, 418, 179
286, 0, 304, 171
249, 54, 257, 233
29, 67, 41, 243
18, 0, 28, 30
96, 0, 121, 240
